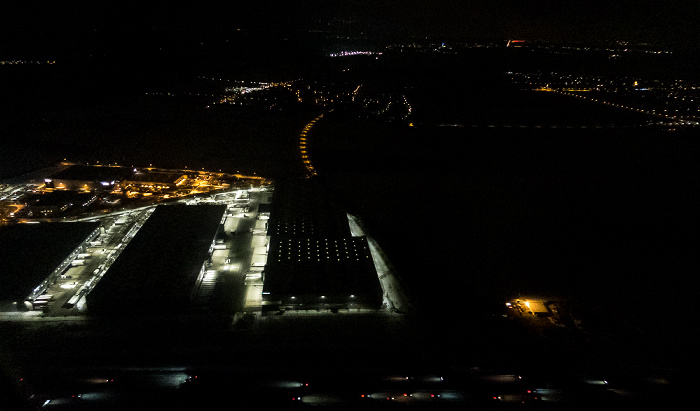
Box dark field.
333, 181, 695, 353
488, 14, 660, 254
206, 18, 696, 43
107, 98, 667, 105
311, 110, 697, 365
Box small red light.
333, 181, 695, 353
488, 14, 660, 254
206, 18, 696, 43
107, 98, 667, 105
493, 396, 498, 400
431, 394, 434, 397
360, 394, 365, 398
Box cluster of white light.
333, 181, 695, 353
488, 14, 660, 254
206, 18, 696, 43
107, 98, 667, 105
329, 51, 382, 57
224, 86, 266, 94
271, 217, 315, 236
402, 95, 412, 120
275, 237, 370, 262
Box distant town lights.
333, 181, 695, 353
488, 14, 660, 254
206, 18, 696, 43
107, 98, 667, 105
329, 51, 382, 57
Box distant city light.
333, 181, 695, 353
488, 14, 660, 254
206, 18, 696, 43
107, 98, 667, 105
329, 51, 382, 57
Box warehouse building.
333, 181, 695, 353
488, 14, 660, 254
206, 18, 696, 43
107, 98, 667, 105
45, 164, 133, 192
23, 190, 98, 217
263, 236, 380, 309
86, 204, 226, 315
265, 179, 352, 239
261, 179, 382, 311
0, 222, 100, 311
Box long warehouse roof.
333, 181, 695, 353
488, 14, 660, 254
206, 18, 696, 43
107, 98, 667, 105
0, 222, 100, 300
261, 178, 383, 308
266, 178, 351, 238
87, 204, 225, 314
49, 165, 132, 182
263, 236, 380, 298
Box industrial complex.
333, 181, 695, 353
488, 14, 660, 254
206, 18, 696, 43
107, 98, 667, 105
0, 166, 385, 319
1, 162, 264, 223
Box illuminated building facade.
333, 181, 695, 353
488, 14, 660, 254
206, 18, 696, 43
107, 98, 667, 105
23, 191, 98, 217
261, 179, 382, 311
45, 165, 132, 192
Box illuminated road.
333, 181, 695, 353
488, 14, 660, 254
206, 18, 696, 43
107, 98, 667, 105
347, 213, 412, 313
551, 88, 699, 126
34, 207, 156, 316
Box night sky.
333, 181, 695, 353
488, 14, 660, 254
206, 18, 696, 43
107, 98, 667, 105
2, 0, 699, 58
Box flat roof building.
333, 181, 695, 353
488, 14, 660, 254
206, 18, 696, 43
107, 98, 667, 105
23, 191, 98, 217
86, 204, 226, 315
262, 179, 382, 311
265, 178, 351, 238
263, 236, 381, 308
46, 165, 133, 191
0, 222, 100, 309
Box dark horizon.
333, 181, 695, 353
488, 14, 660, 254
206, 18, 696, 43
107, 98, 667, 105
2, 0, 699, 60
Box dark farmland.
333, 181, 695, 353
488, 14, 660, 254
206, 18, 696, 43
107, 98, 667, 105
311, 109, 697, 367
0, 94, 316, 181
